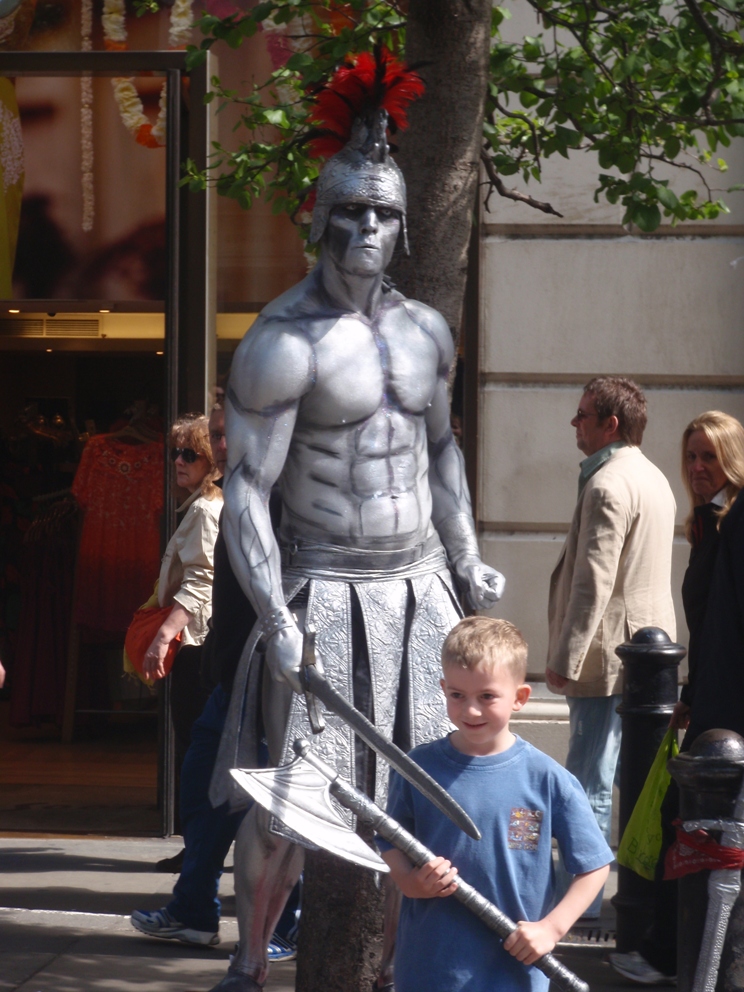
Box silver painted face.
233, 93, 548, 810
324, 203, 401, 277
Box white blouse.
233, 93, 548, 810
158, 488, 223, 648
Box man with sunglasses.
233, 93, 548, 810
545, 376, 676, 919
209, 110, 504, 992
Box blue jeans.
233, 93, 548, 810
168, 685, 247, 933
556, 694, 622, 918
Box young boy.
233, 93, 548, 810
378, 616, 612, 992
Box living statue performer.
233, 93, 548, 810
208, 49, 505, 992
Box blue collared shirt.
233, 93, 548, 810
578, 441, 628, 496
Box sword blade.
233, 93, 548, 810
302, 664, 481, 841
692, 869, 740, 992
690, 775, 744, 992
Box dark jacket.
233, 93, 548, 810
201, 484, 282, 693
685, 489, 744, 744
680, 502, 721, 707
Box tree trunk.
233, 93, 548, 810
390, 0, 492, 341
295, 845, 386, 992
295, 8, 491, 990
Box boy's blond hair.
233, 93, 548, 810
441, 616, 528, 682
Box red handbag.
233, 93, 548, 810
124, 605, 181, 680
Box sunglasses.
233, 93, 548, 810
170, 447, 199, 464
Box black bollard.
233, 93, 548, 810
612, 627, 685, 952
669, 730, 744, 992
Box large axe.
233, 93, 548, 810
299, 624, 481, 841
231, 740, 589, 992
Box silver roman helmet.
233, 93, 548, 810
305, 47, 424, 253
308, 109, 409, 253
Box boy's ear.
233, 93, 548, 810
439, 677, 446, 693
512, 683, 531, 712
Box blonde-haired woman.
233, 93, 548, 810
673, 410, 744, 730
144, 413, 223, 807
611, 410, 744, 985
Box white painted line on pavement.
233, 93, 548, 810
0, 906, 128, 920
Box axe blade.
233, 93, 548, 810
230, 760, 388, 872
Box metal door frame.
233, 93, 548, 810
1, 51, 212, 835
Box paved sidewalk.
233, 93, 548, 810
0, 836, 634, 992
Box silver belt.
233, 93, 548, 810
280, 533, 446, 576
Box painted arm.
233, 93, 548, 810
223, 322, 312, 692
424, 333, 505, 608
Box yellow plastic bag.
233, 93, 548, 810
617, 727, 679, 880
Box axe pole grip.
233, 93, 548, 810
328, 777, 589, 992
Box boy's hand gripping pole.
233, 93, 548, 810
293, 739, 590, 992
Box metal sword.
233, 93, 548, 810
299, 624, 481, 841
686, 774, 744, 992
229, 741, 589, 992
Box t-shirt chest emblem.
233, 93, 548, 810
508, 808, 543, 851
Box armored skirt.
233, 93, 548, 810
210, 541, 462, 819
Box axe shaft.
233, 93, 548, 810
296, 740, 589, 992
302, 663, 481, 840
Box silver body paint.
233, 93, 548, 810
208, 140, 504, 989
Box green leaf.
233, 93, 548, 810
252, 3, 274, 22
285, 52, 314, 72
185, 48, 208, 70
663, 136, 681, 159
657, 186, 679, 210
617, 153, 637, 174
598, 146, 615, 169
633, 203, 662, 232
263, 108, 289, 127
523, 36, 542, 60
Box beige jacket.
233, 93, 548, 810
547, 445, 676, 698
158, 488, 223, 648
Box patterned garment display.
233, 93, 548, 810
0, 76, 23, 296
72, 434, 163, 632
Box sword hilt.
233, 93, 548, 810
301, 624, 325, 734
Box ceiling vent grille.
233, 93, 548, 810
0, 318, 44, 337
45, 318, 100, 337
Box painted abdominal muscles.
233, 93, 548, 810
281, 408, 430, 545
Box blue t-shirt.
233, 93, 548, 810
378, 735, 613, 992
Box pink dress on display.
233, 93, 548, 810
72, 434, 164, 633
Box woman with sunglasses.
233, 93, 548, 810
143, 413, 223, 789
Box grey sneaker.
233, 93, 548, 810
131, 906, 219, 946
609, 951, 676, 986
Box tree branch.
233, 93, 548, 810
481, 149, 564, 217
641, 150, 713, 198
493, 97, 541, 158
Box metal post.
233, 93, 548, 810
612, 627, 685, 951
669, 730, 744, 992
160, 66, 182, 839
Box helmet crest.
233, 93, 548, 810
305, 47, 424, 251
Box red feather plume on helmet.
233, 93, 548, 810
307, 46, 425, 160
